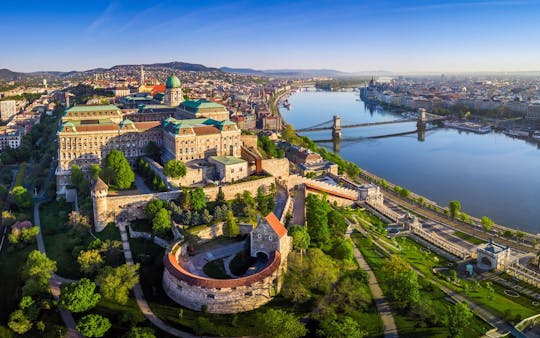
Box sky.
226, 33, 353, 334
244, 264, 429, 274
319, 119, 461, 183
2, 0, 540, 73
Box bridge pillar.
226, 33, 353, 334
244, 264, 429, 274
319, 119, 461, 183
416, 108, 427, 131
332, 114, 342, 139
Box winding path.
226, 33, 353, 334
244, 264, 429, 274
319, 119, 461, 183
345, 223, 399, 338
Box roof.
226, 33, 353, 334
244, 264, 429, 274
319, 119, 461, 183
209, 156, 246, 166
193, 125, 220, 135
92, 177, 108, 192
65, 104, 120, 113
165, 75, 181, 89
180, 99, 226, 110
264, 212, 287, 238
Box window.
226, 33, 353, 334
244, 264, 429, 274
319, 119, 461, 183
257, 234, 262, 239
268, 236, 273, 241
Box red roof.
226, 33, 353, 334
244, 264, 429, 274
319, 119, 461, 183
265, 212, 287, 238
193, 126, 220, 135
134, 121, 160, 130
151, 85, 166, 95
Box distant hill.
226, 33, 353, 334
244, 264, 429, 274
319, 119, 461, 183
220, 67, 350, 77
0, 68, 27, 81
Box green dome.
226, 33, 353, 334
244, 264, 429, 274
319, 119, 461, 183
165, 75, 181, 89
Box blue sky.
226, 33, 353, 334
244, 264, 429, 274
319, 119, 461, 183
2, 0, 540, 73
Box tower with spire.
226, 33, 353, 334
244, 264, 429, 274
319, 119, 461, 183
140, 65, 145, 85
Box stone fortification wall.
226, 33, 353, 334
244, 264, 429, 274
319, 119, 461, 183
288, 175, 359, 200
192, 223, 253, 242
261, 158, 290, 180
241, 134, 258, 149
163, 244, 282, 313
93, 176, 276, 230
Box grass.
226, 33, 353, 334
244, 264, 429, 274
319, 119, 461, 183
0, 241, 35, 324
203, 259, 228, 279
453, 231, 486, 245
40, 200, 122, 278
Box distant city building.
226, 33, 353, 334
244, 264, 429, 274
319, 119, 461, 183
62, 104, 123, 124
113, 87, 130, 97
208, 155, 248, 182
0, 100, 17, 121
164, 75, 183, 107
177, 99, 230, 121
526, 103, 540, 120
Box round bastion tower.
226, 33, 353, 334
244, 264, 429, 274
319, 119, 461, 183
91, 177, 109, 232
164, 74, 183, 107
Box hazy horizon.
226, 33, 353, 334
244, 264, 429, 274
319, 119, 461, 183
2, 0, 540, 73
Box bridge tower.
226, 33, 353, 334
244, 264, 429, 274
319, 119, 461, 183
417, 108, 427, 131
332, 114, 342, 140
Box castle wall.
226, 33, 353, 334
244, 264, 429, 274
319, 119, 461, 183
261, 158, 290, 180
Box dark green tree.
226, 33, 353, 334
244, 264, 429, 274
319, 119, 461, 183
305, 194, 330, 246
382, 254, 420, 310
70, 164, 85, 188
317, 316, 367, 338
125, 327, 156, 338
8, 310, 32, 334
144, 199, 164, 219
330, 238, 354, 261
144, 141, 161, 162
22, 250, 57, 296
59, 278, 101, 313
215, 186, 226, 205
481, 216, 494, 232
89, 164, 102, 180
103, 150, 134, 189
76, 314, 111, 338
163, 159, 186, 178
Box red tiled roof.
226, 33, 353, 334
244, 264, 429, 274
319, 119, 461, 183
74, 125, 120, 132
193, 126, 220, 135
151, 85, 166, 95
134, 121, 161, 130
265, 212, 287, 238
164, 251, 280, 288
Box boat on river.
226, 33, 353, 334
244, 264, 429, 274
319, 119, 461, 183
443, 120, 491, 134
504, 129, 530, 138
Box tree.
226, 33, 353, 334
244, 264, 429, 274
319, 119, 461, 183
163, 159, 186, 178
70, 164, 84, 188
305, 194, 330, 246
10, 186, 33, 210
481, 216, 494, 233
22, 250, 57, 295
192, 317, 215, 336
76, 314, 111, 338
89, 164, 102, 180
223, 210, 240, 237
144, 199, 164, 219
382, 255, 420, 309
152, 208, 171, 237
77, 249, 104, 274
178, 188, 191, 210
144, 141, 161, 162
516, 230, 525, 243
449, 200, 461, 218
103, 150, 135, 189
317, 316, 367, 338
8, 310, 32, 334
97, 264, 139, 304
59, 278, 101, 313
281, 124, 297, 141
447, 302, 473, 338
215, 186, 226, 205
190, 187, 206, 212
330, 238, 354, 261
289, 225, 310, 255
256, 309, 307, 338
125, 327, 156, 338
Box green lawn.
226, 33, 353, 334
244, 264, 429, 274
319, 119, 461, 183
453, 231, 486, 245
40, 200, 122, 278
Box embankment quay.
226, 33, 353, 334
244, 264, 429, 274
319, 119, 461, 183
356, 169, 537, 254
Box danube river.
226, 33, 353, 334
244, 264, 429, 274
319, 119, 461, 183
279, 90, 540, 233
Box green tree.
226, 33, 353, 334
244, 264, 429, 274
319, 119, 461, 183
144, 141, 161, 162
89, 164, 102, 180
305, 194, 330, 246
144, 199, 164, 219
8, 310, 32, 334
281, 124, 297, 141
163, 159, 186, 178
215, 186, 226, 205
152, 208, 171, 237
481, 216, 494, 232
22, 250, 57, 295
76, 314, 111, 338
516, 230, 525, 243
331, 238, 354, 261
59, 278, 101, 313
382, 255, 420, 310
190, 187, 206, 212
289, 225, 310, 255
10, 186, 33, 210
103, 150, 135, 189
447, 302, 473, 338
224, 210, 240, 237
192, 317, 215, 336
449, 200, 461, 218
125, 327, 156, 338
97, 264, 139, 304
256, 309, 307, 338
77, 249, 104, 275
317, 316, 367, 338
70, 164, 84, 188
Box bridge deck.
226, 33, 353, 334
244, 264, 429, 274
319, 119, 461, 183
298, 117, 444, 132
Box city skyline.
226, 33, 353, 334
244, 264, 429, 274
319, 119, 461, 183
2, 0, 540, 73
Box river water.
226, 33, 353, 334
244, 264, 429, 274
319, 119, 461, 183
279, 90, 540, 233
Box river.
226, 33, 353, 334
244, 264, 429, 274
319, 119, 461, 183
279, 89, 540, 234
